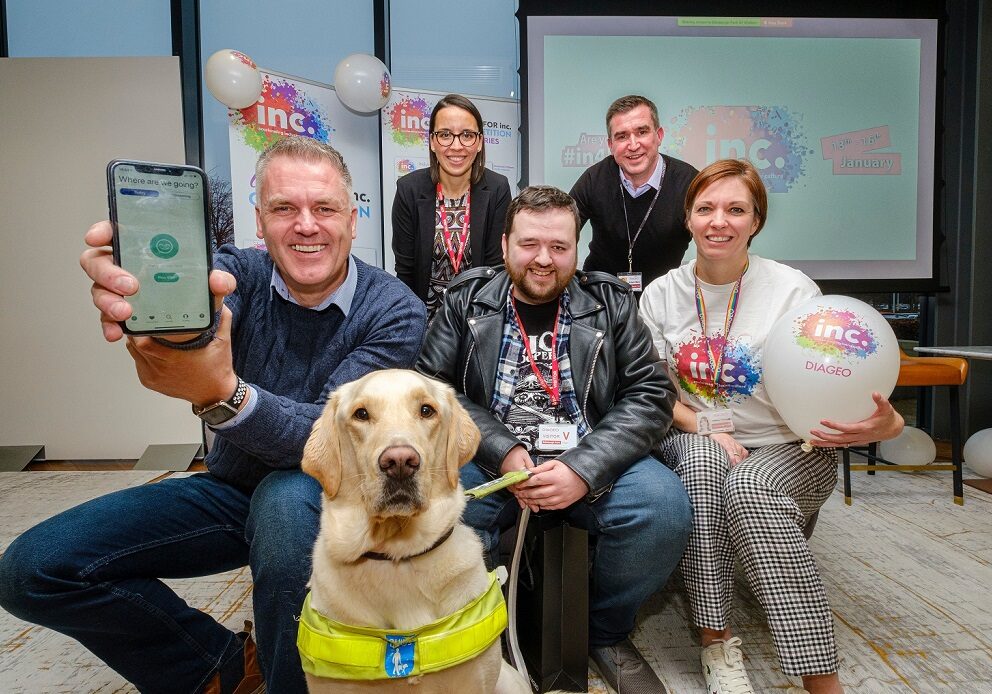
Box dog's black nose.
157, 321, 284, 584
378, 446, 421, 480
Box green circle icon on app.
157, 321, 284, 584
150, 234, 179, 259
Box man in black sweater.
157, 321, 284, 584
570, 95, 698, 291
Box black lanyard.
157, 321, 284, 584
619, 179, 663, 272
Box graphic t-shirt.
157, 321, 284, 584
639, 255, 820, 447
505, 299, 572, 452
426, 195, 472, 322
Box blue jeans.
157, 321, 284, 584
0, 470, 320, 694
461, 456, 692, 647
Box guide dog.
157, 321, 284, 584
300, 369, 532, 693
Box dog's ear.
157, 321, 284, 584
444, 392, 481, 489
302, 394, 343, 498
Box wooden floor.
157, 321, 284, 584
0, 463, 990, 693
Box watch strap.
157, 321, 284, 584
192, 377, 248, 417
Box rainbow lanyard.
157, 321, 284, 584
436, 183, 471, 275
693, 261, 748, 403
512, 296, 562, 407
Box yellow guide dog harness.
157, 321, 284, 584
297, 570, 507, 680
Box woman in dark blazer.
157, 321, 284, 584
392, 94, 512, 319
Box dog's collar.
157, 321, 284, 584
360, 526, 455, 562
297, 570, 507, 681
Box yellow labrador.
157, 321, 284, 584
300, 369, 532, 693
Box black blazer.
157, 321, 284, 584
391, 167, 512, 301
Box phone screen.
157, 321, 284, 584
109, 161, 213, 334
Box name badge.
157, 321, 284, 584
537, 423, 578, 450
696, 408, 734, 435
617, 272, 643, 292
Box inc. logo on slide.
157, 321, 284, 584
667, 105, 814, 192
793, 309, 879, 359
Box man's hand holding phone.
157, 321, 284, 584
81, 220, 241, 410
81, 221, 234, 343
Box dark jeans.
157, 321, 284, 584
460, 455, 693, 647
0, 470, 321, 694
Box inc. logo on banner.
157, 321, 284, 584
226, 69, 382, 264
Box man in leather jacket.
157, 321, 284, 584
417, 185, 692, 694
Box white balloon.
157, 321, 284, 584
963, 428, 992, 478
879, 426, 937, 466
205, 49, 262, 109
762, 295, 900, 445
333, 53, 391, 113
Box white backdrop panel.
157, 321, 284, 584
227, 69, 383, 267
380, 88, 519, 275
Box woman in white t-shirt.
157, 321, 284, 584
640, 159, 903, 694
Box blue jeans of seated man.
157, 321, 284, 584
0, 469, 320, 694
460, 455, 692, 648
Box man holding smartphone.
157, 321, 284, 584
0, 137, 426, 694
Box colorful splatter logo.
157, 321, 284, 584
794, 309, 878, 359
395, 158, 424, 178
384, 96, 432, 147
231, 75, 332, 152
673, 335, 761, 403
666, 105, 813, 192
231, 50, 256, 69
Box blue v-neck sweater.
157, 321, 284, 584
209, 245, 427, 492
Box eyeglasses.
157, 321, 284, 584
432, 130, 481, 147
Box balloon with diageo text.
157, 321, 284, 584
762, 295, 899, 447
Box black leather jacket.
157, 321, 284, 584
416, 266, 676, 495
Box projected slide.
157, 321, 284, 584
527, 16, 938, 281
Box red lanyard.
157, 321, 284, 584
512, 296, 561, 407
436, 183, 471, 274
693, 260, 748, 402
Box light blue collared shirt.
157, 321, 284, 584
619, 154, 666, 198
269, 254, 358, 315
211, 255, 358, 431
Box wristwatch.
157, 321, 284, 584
192, 377, 248, 426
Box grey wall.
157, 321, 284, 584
0, 57, 202, 459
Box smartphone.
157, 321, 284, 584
107, 160, 214, 335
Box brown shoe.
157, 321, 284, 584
234, 621, 265, 694
203, 621, 266, 694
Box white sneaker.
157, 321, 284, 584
701, 637, 755, 694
